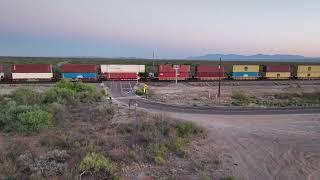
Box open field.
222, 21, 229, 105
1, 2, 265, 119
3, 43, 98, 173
146, 81, 320, 107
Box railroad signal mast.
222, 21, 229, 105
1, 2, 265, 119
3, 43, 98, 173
218, 57, 222, 98
173, 65, 180, 84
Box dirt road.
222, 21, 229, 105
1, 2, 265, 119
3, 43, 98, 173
169, 113, 320, 180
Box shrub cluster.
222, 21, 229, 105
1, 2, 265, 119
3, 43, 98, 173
118, 116, 203, 165
79, 152, 117, 178
0, 80, 105, 133
231, 90, 320, 107
135, 87, 145, 96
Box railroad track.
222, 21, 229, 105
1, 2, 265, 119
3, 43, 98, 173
105, 81, 320, 115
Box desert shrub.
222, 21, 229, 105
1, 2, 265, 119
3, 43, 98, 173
54, 80, 105, 103
221, 176, 236, 180
17, 110, 54, 133
91, 105, 115, 121
42, 88, 77, 105
40, 133, 78, 151
231, 90, 252, 106
16, 150, 69, 177
261, 91, 320, 107
176, 121, 202, 137
148, 143, 168, 165
168, 137, 190, 158
10, 88, 43, 106
79, 152, 117, 177
0, 80, 105, 133
135, 87, 144, 96
0, 101, 35, 132
231, 90, 261, 106
199, 172, 210, 180
0, 154, 17, 179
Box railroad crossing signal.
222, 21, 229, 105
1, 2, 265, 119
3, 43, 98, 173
143, 83, 148, 93
143, 83, 149, 98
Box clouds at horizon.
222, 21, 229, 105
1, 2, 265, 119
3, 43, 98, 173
0, 0, 319, 58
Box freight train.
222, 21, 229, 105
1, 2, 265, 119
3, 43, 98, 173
0, 63, 319, 82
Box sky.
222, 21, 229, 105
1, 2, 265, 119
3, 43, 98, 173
0, 0, 319, 59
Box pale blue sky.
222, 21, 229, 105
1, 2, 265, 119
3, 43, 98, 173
0, 0, 319, 58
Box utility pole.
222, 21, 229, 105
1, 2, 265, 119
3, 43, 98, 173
218, 57, 222, 98
152, 50, 155, 73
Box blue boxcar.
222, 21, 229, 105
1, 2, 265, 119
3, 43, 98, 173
232, 72, 260, 78
62, 72, 97, 79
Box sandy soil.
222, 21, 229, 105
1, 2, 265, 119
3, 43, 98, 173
168, 112, 320, 180
147, 81, 320, 107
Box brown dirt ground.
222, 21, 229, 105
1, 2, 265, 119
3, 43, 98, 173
168, 112, 320, 180
147, 81, 320, 106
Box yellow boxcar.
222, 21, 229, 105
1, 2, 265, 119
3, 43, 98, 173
233, 65, 260, 72
266, 72, 291, 79
297, 65, 320, 79
297, 65, 320, 72
297, 72, 320, 79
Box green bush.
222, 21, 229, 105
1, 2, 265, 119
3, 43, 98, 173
135, 88, 144, 96
231, 91, 251, 106
79, 152, 117, 176
54, 80, 105, 103
176, 121, 202, 137
168, 137, 190, 158
0, 101, 35, 132
148, 143, 168, 165
11, 88, 43, 105
40, 133, 78, 150
42, 88, 77, 105
221, 176, 236, 180
17, 110, 54, 133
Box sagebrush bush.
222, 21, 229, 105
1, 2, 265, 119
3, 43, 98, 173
148, 143, 168, 165
17, 110, 54, 133
79, 152, 117, 176
40, 133, 78, 150
168, 137, 190, 158
221, 176, 237, 180
135, 88, 144, 96
10, 88, 43, 106
0, 80, 106, 133
55, 80, 105, 103
176, 121, 202, 137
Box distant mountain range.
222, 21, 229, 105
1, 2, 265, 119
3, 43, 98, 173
187, 54, 319, 61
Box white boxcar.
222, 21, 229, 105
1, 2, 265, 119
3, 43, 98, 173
101, 65, 145, 73
12, 73, 53, 80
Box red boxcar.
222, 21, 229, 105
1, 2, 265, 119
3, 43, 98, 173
12, 64, 52, 73
196, 66, 225, 80
266, 65, 291, 72
158, 64, 190, 73
158, 64, 190, 80
61, 64, 96, 73
102, 73, 138, 80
